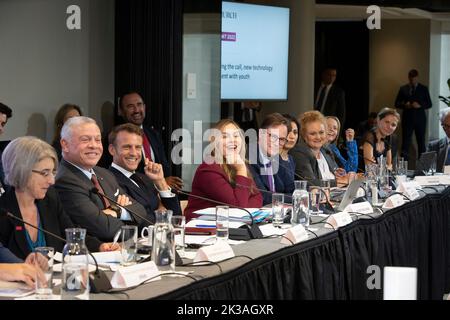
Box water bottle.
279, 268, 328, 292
61, 228, 90, 300
291, 180, 310, 227
152, 210, 176, 272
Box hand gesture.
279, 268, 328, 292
345, 128, 355, 141
144, 158, 164, 181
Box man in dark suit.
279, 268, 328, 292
108, 124, 181, 223
248, 113, 294, 205
54, 116, 148, 241
428, 109, 450, 172
315, 68, 346, 125
395, 69, 432, 161
117, 92, 183, 191
0, 102, 12, 192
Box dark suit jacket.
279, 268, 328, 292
54, 159, 148, 242
0, 187, 102, 260
315, 84, 346, 124
248, 150, 295, 205
109, 166, 181, 224
395, 83, 432, 115
290, 142, 338, 187
428, 137, 447, 172
0, 242, 22, 263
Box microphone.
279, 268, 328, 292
0, 208, 112, 293
176, 189, 263, 240
90, 187, 153, 225
90, 188, 183, 266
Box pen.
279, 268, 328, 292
112, 229, 121, 248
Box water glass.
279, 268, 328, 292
294, 180, 307, 191
172, 216, 186, 257
271, 193, 285, 227
320, 179, 331, 203
216, 206, 229, 242
309, 187, 323, 215
121, 225, 138, 266
34, 246, 54, 300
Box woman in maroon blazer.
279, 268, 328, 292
184, 119, 262, 222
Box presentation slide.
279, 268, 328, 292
221, 2, 290, 100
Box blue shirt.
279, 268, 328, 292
328, 140, 358, 173
24, 208, 46, 251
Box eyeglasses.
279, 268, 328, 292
267, 132, 287, 145
32, 169, 57, 178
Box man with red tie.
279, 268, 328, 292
118, 92, 183, 191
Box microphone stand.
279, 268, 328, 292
1, 210, 111, 293
178, 189, 263, 240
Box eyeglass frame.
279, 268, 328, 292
31, 169, 57, 178
266, 132, 287, 145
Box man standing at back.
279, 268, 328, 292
117, 92, 183, 191
0, 102, 12, 190
54, 116, 148, 241
315, 67, 346, 125
395, 69, 432, 161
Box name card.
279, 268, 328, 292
280, 224, 308, 245
356, 187, 366, 198
444, 166, 450, 175
194, 241, 235, 263
110, 261, 160, 289
382, 194, 405, 210
325, 212, 353, 229
343, 201, 374, 214
397, 181, 420, 200
414, 176, 443, 186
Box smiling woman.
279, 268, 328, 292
0, 136, 114, 260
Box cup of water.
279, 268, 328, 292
216, 206, 229, 242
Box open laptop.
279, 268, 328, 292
415, 151, 437, 175
336, 178, 366, 212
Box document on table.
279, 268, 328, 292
0, 280, 34, 298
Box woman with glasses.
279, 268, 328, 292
279, 114, 300, 184
291, 111, 346, 187
0, 137, 118, 260
362, 108, 400, 170
185, 120, 262, 222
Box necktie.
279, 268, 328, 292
266, 162, 275, 192
91, 174, 110, 209
316, 86, 326, 111
142, 133, 153, 161
410, 85, 416, 97
445, 145, 450, 166
130, 173, 144, 189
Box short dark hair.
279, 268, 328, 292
260, 113, 290, 132
118, 91, 143, 110
0, 103, 12, 118
108, 123, 143, 146
408, 69, 419, 78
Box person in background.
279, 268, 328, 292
51, 103, 82, 160
325, 116, 358, 173
395, 69, 432, 160
314, 67, 346, 124
234, 101, 261, 132
54, 116, 148, 241
280, 114, 300, 184
0, 102, 13, 191
185, 119, 262, 222
355, 111, 377, 145
291, 111, 346, 187
427, 108, 450, 172
0, 137, 119, 260
249, 113, 294, 205
362, 108, 400, 170
108, 123, 181, 223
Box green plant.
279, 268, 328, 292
439, 78, 450, 107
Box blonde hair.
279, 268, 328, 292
325, 116, 341, 145
299, 111, 327, 140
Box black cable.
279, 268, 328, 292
309, 220, 337, 231
386, 191, 411, 202
262, 234, 295, 245
181, 260, 223, 274
347, 211, 376, 220
422, 186, 440, 192
305, 228, 319, 238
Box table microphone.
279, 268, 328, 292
0, 208, 112, 293
176, 189, 264, 240
91, 188, 183, 265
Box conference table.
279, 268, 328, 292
92, 186, 450, 300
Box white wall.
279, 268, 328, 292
0, 0, 114, 142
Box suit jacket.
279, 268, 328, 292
54, 159, 148, 241
109, 166, 181, 224
248, 150, 295, 205
395, 83, 432, 116
0, 242, 22, 263
315, 84, 346, 124
428, 137, 447, 172
184, 163, 263, 222
0, 187, 102, 260
290, 141, 338, 187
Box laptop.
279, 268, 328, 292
336, 178, 366, 212
415, 151, 437, 176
